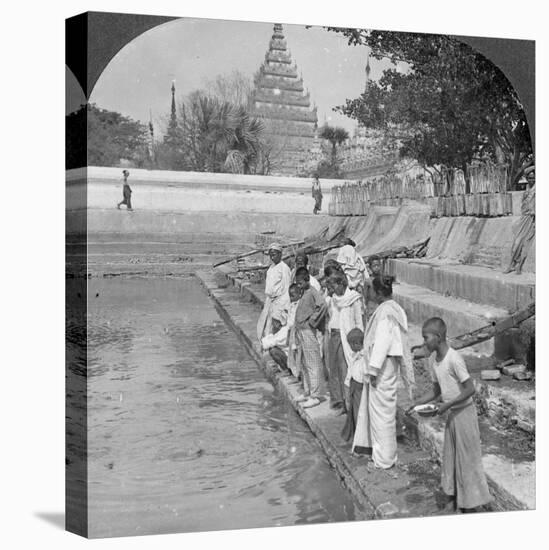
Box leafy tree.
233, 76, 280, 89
203, 70, 254, 109
66, 104, 151, 169
327, 28, 533, 189
86, 104, 150, 167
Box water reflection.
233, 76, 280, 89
79, 277, 360, 537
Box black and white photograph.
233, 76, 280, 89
6, 0, 549, 546
63, 10, 539, 540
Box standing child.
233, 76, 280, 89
409, 317, 492, 512
320, 262, 344, 383
294, 267, 328, 409
326, 272, 363, 412
286, 284, 303, 380
341, 328, 370, 454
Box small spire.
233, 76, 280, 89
170, 81, 177, 125
365, 53, 371, 92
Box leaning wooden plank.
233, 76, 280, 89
234, 239, 348, 273
213, 247, 268, 268
213, 239, 306, 268
411, 302, 535, 359
363, 238, 430, 264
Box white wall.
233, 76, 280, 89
66, 166, 347, 214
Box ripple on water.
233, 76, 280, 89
76, 277, 360, 537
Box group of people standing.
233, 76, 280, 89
257, 239, 492, 513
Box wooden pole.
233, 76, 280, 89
411, 302, 535, 359
234, 239, 347, 273
212, 240, 306, 268
362, 238, 430, 265
232, 237, 430, 274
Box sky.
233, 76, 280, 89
88, 18, 398, 136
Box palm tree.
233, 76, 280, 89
227, 107, 264, 173
167, 91, 265, 174
183, 94, 235, 172
319, 124, 349, 166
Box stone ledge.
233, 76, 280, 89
387, 258, 535, 312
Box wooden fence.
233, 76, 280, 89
329, 163, 511, 217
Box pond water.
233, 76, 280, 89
76, 276, 361, 537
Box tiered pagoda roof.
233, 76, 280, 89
252, 23, 318, 175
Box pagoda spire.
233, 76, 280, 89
170, 81, 177, 127
164, 80, 180, 146
251, 22, 318, 175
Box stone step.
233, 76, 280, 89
391, 281, 509, 356
210, 269, 534, 512
387, 259, 535, 312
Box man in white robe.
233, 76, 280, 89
352, 276, 415, 468
256, 243, 292, 341
336, 242, 368, 292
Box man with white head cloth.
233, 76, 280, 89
256, 243, 292, 341
336, 239, 368, 292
